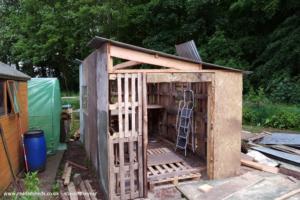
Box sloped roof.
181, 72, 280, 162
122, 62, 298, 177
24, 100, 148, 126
0, 62, 31, 81
88, 36, 244, 73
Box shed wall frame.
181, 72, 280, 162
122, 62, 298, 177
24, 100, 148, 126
82, 43, 242, 200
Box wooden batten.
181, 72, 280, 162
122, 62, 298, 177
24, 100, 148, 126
113, 61, 141, 70
109, 45, 202, 71
142, 73, 148, 196
111, 69, 202, 74
207, 81, 215, 179
146, 72, 213, 83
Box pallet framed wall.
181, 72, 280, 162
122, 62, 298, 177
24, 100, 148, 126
107, 73, 145, 199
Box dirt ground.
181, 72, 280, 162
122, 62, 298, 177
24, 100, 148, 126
57, 140, 104, 200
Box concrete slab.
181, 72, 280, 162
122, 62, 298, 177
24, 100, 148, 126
38, 150, 64, 192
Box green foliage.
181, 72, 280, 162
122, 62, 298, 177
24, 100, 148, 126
0, 0, 299, 101
264, 111, 300, 129
24, 172, 40, 193
243, 91, 300, 130
51, 181, 59, 193
246, 87, 270, 106
21, 172, 40, 200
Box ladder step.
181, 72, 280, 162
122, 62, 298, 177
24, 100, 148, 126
176, 145, 185, 149
180, 125, 189, 129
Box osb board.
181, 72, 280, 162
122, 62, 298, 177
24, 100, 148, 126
211, 71, 242, 179
0, 81, 28, 194
96, 45, 109, 199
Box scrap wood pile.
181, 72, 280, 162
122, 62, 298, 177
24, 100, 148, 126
60, 161, 97, 200
242, 131, 300, 179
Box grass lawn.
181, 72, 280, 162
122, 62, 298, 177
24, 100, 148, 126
243, 124, 300, 134
61, 96, 79, 110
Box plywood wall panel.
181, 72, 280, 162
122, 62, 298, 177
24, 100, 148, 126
211, 71, 242, 178
96, 45, 109, 200
82, 51, 97, 166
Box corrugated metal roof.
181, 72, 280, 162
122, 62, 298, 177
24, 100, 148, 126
0, 62, 31, 81
87, 36, 244, 73
175, 40, 202, 62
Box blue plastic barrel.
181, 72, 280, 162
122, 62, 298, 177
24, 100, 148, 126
24, 130, 47, 172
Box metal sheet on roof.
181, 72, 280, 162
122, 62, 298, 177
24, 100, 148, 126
87, 36, 244, 73
0, 62, 31, 81
175, 40, 202, 62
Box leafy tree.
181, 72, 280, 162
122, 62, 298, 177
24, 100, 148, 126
0, 0, 299, 100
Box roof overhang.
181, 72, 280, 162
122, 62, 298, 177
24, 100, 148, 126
87, 36, 245, 73
0, 62, 31, 81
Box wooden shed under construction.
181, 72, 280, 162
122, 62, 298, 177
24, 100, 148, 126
0, 62, 30, 194
81, 37, 243, 200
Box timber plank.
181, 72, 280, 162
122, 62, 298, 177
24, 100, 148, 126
147, 152, 182, 166
67, 182, 78, 200
79, 181, 91, 200
129, 74, 135, 199
64, 166, 72, 186
84, 180, 97, 200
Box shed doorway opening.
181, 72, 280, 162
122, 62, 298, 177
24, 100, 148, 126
146, 75, 211, 190
108, 72, 212, 197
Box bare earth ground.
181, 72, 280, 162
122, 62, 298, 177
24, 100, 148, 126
57, 140, 104, 200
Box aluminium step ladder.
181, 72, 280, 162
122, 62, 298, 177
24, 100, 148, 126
175, 90, 195, 156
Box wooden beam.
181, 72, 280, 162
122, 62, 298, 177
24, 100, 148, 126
110, 45, 202, 71
113, 61, 141, 70
111, 69, 202, 73
146, 72, 212, 83
241, 159, 279, 174
64, 166, 72, 185
274, 188, 300, 200
84, 180, 97, 200
79, 181, 91, 200
142, 73, 148, 197
67, 182, 78, 200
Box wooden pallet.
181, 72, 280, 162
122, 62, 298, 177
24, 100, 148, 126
147, 147, 201, 190
147, 147, 171, 155
149, 172, 201, 191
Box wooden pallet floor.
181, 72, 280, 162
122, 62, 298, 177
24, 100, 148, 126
147, 147, 201, 190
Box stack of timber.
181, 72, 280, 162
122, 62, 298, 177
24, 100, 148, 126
242, 131, 300, 179
60, 161, 97, 200
147, 147, 201, 190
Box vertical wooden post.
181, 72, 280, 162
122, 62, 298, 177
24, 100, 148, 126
124, 74, 129, 138
207, 80, 215, 179
95, 45, 109, 199
117, 74, 125, 199
137, 73, 144, 196
142, 73, 148, 196
129, 74, 135, 198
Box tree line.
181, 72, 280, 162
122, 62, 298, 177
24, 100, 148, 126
0, 0, 299, 103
